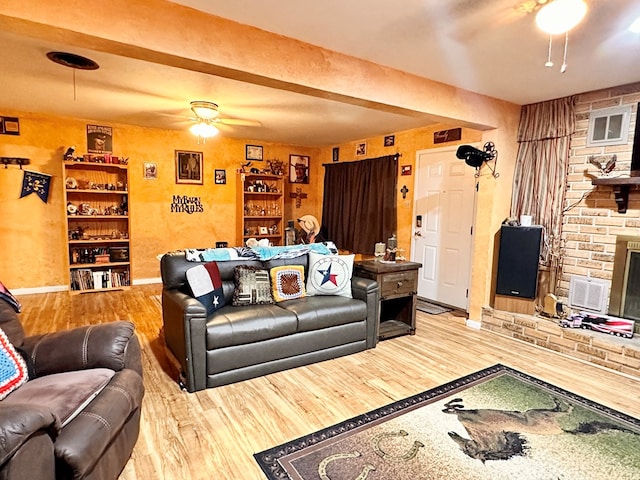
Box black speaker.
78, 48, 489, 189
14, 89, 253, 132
496, 225, 542, 299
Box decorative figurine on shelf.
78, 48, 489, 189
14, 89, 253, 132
589, 154, 616, 176
63, 145, 76, 161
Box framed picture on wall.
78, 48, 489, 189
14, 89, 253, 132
215, 169, 226, 184
289, 154, 310, 184
175, 150, 203, 184
356, 142, 367, 156
246, 144, 263, 161
143, 162, 157, 179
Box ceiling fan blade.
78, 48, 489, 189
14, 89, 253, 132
216, 118, 262, 127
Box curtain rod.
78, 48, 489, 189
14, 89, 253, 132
322, 152, 401, 166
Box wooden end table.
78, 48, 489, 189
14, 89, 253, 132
354, 260, 422, 341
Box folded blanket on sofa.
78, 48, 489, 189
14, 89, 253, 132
185, 243, 334, 262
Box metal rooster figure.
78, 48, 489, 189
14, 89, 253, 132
588, 154, 616, 176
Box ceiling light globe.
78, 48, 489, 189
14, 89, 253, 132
535, 0, 587, 35
190, 121, 219, 138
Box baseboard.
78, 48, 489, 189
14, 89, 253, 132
466, 319, 482, 329
13, 285, 68, 296
12, 278, 161, 295
133, 277, 162, 285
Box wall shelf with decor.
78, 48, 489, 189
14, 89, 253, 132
592, 176, 640, 213
63, 159, 131, 294
236, 173, 284, 246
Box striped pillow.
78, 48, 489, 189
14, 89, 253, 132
232, 266, 274, 306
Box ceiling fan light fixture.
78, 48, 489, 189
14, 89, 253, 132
189, 121, 219, 139
190, 100, 219, 120
535, 0, 587, 35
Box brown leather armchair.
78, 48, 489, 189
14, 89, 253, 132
0, 299, 144, 480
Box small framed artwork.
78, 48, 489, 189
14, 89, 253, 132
87, 124, 113, 154
401, 165, 412, 176
384, 135, 395, 147
143, 162, 157, 179
332, 147, 339, 162
259, 226, 269, 235
290, 154, 310, 184
246, 144, 263, 161
356, 142, 367, 156
215, 169, 226, 184
175, 150, 203, 185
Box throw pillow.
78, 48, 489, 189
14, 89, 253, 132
186, 262, 225, 316
270, 265, 306, 302
0, 327, 28, 400
232, 265, 274, 306
306, 252, 354, 298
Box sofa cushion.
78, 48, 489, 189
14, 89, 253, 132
306, 252, 354, 298
232, 265, 274, 306
3, 368, 114, 426
270, 265, 306, 302
186, 262, 225, 316
206, 304, 298, 349
0, 327, 28, 400
279, 295, 367, 332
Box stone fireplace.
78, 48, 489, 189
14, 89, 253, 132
609, 236, 640, 323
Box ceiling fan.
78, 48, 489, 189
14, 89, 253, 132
187, 100, 262, 140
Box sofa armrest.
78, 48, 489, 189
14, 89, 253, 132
21, 321, 142, 378
351, 276, 379, 348
0, 404, 59, 466
162, 289, 208, 392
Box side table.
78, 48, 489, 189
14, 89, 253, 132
354, 260, 422, 341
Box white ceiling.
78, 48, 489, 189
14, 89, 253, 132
1, 0, 639, 147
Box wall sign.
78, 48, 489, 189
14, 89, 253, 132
434, 127, 462, 144
171, 195, 204, 214
0, 116, 20, 135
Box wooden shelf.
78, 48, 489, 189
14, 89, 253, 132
69, 239, 129, 244
64, 158, 131, 293
592, 176, 640, 213
70, 262, 130, 269
68, 215, 128, 220
70, 286, 130, 295
64, 160, 128, 170
237, 173, 284, 245
66, 189, 128, 194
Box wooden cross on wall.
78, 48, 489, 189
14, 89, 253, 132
289, 188, 308, 208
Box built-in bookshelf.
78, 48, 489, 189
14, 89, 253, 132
63, 157, 131, 294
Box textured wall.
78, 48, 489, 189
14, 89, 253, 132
560, 82, 640, 296
0, 109, 318, 288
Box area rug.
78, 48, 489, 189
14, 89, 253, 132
416, 299, 452, 315
255, 364, 640, 479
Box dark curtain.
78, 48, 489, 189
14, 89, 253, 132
321, 155, 397, 254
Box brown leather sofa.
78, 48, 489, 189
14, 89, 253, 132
161, 251, 379, 392
0, 298, 144, 480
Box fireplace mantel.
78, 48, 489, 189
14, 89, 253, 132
592, 176, 640, 213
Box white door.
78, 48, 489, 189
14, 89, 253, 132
410, 147, 476, 310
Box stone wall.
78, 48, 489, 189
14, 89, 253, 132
482, 307, 640, 378
560, 82, 640, 296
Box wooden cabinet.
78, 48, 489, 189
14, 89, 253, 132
354, 260, 422, 341
63, 159, 131, 294
236, 173, 284, 246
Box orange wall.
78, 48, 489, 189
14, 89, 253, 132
0, 109, 319, 288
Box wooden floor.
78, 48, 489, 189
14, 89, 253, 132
17, 285, 640, 480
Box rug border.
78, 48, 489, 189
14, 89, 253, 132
254, 363, 640, 479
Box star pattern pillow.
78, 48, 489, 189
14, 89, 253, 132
186, 262, 225, 316
270, 265, 306, 302
0, 327, 28, 400
306, 252, 354, 298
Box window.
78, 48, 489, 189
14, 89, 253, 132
586, 105, 631, 147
